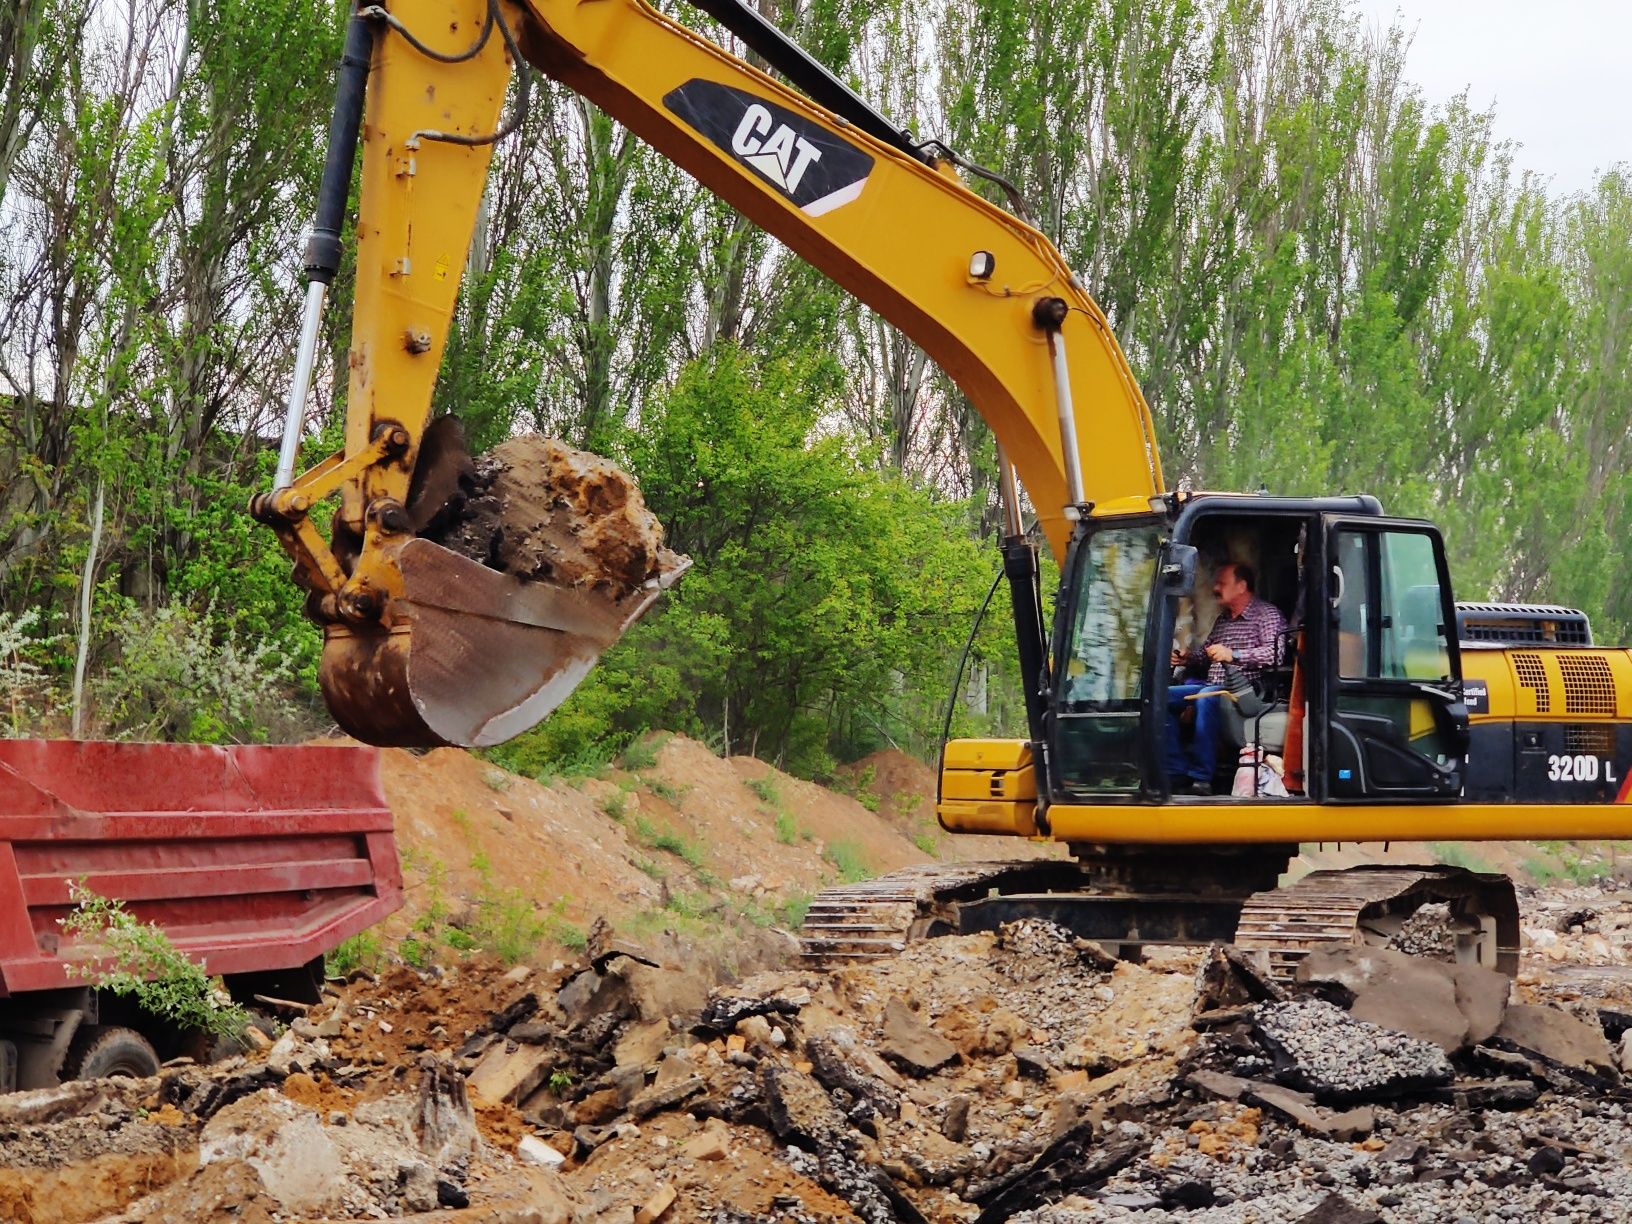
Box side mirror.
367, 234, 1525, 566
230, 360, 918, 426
1159, 543, 1197, 593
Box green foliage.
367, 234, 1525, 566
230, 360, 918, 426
325, 930, 385, 977
823, 840, 873, 884
60, 883, 250, 1038
89, 597, 299, 743
599, 792, 628, 822
747, 776, 780, 805
774, 810, 800, 846
634, 815, 709, 871
913, 831, 940, 856
778, 892, 813, 929
1428, 843, 1492, 874
620, 734, 668, 772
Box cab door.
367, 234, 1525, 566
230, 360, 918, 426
1322, 520, 1468, 799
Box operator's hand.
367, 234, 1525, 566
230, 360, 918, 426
1170, 647, 1185, 668
1205, 643, 1234, 664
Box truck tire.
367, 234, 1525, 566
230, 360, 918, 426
64, 1026, 161, 1081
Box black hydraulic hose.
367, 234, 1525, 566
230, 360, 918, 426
304, 6, 375, 285
402, 0, 533, 150
935, 563, 1008, 809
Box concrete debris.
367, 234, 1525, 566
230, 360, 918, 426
879, 996, 960, 1076
1295, 943, 1511, 1052
1254, 998, 1455, 1100
9, 884, 1632, 1224
1496, 1002, 1619, 1076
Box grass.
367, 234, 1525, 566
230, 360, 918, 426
620, 733, 670, 772
481, 769, 512, 794
747, 776, 779, 805
913, 830, 940, 856
1428, 842, 1492, 874
634, 815, 710, 870
778, 892, 813, 928
599, 792, 628, 822
823, 839, 873, 884
775, 809, 800, 845
649, 778, 689, 805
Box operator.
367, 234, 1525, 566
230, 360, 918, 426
1167, 561, 1288, 794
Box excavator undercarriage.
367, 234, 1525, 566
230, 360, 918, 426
799, 849, 1521, 983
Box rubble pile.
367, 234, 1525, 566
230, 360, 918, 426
6, 895, 1632, 1222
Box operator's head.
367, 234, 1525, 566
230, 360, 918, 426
1213, 562, 1254, 615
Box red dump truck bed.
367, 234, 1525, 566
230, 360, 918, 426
0, 740, 401, 997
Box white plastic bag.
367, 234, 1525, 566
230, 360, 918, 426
1232, 747, 1288, 798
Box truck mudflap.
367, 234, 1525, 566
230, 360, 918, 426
0, 740, 401, 996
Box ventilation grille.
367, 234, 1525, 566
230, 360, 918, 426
1565, 724, 1615, 754
1457, 602, 1592, 647
1558, 655, 1616, 715
1512, 653, 1550, 714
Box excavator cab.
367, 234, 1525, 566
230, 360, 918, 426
1048, 495, 1470, 805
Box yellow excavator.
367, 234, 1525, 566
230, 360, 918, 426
256, 0, 1632, 975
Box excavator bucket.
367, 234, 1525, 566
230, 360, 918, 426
320, 538, 689, 748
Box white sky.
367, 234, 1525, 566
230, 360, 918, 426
1349, 0, 1632, 196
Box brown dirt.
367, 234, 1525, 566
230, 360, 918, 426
0, 1149, 197, 1224
425, 434, 683, 599
375, 734, 973, 968
326, 959, 537, 1065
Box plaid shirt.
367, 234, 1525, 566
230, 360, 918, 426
1185, 597, 1288, 684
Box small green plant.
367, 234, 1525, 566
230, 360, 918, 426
60, 883, 250, 1037
775, 810, 799, 845
823, 840, 873, 884
747, 776, 780, 805
649, 779, 689, 805
620, 733, 668, 772
913, 830, 940, 856
547, 1068, 573, 1095
778, 892, 813, 929
632, 856, 666, 880
398, 935, 432, 969
481, 769, 512, 794
634, 816, 709, 870
599, 792, 628, 822
541, 898, 589, 952
326, 930, 385, 977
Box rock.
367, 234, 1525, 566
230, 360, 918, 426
1295, 1193, 1385, 1224
1242, 1082, 1374, 1139
879, 998, 960, 1077
1528, 1145, 1567, 1175
1186, 1069, 1251, 1101
804, 1031, 902, 1117
265, 1030, 328, 1078
680, 1129, 729, 1161
634, 1183, 677, 1224
1196, 942, 1287, 1011
700, 988, 808, 1030
468, 1041, 555, 1105
614, 1020, 670, 1068
199, 1092, 344, 1217
627, 1073, 703, 1120
518, 1133, 567, 1168
571, 1088, 622, 1126
971, 1123, 1144, 1224
1296, 944, 1508, 1052
1620, 1030, 1632, 1074
942, 1093, 973, 1142
587, 917, 662, 973
1496, 1003, 1618, 1075
0, 1079, 118, 1125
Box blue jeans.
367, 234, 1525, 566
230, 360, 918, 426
1167, 683, 1227, 782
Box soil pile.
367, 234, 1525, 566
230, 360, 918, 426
425, 434, 684, 600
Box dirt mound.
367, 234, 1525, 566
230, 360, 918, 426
426, 434, 683, 599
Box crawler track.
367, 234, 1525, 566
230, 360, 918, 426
798, 861, 1091, 969
801, 859, 1521, 981
1235, 865, 1520, 982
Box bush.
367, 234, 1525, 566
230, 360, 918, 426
91, 598, 300, 742
60, 883, 250, 1038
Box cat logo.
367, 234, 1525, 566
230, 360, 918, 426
730, 104, 823, 195
664, 80, 874, 216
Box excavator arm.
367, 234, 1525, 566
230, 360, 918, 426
256, 0, 1163, 747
